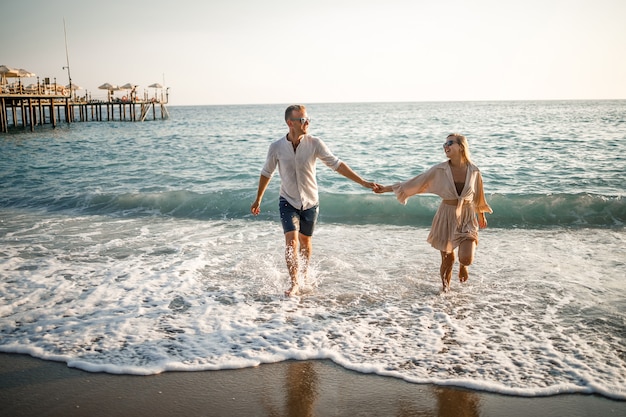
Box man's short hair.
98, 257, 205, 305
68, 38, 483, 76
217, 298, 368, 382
285, 104, 306, 121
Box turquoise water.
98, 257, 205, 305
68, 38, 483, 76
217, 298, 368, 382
1, 101, 625, 399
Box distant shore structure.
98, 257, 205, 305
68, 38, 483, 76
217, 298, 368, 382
0, 66, 169, 133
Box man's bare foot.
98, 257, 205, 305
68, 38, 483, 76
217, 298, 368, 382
285, 283, 300, 297
459, 265, 469, 282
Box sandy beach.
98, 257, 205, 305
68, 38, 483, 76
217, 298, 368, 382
0, 353, 623, 417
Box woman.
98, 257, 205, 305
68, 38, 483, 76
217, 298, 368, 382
375, 134, 492, 292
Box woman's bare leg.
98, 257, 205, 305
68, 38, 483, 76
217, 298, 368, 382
440, 251, 455, 292
457, 240, 476, 283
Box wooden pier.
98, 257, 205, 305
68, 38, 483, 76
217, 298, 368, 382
0, 92, 169, 133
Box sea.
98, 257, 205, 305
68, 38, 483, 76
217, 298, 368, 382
1, 100, 625, 400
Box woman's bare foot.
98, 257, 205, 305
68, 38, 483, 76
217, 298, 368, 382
459, 265, 469, 282
285, 283, 300, 297
441, 274, 451, 292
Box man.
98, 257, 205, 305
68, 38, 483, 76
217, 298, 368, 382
251, 104, 379, 296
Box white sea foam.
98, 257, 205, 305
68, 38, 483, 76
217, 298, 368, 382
1, 211, 624, 399
1, 101, 625, 400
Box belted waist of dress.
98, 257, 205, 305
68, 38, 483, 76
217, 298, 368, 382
443, 199, 472, 225
442, 199, 472, 206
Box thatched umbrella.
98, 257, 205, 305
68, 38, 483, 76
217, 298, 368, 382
98, 83, 118, 101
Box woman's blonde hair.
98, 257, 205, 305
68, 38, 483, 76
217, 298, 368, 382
447, 133, 473, 164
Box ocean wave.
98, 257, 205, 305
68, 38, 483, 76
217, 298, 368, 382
2, 190, 624, 229
325, 193, 625, 228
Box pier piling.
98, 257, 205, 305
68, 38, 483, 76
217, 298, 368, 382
0, 93, 169, 133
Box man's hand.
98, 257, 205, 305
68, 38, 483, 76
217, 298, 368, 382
362, 181, 383, 192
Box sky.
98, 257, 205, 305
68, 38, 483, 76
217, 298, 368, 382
2, 0, 625, 106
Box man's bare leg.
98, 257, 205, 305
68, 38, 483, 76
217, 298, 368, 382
284, 231, 300, 296
440, 251, 454, 292
298, 233, 312, 283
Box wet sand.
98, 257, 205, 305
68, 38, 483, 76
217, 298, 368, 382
1, 353, 624, 416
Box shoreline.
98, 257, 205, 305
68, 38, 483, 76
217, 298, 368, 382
1, 353, 624, 417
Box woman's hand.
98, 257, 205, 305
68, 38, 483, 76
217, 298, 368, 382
251, 200, 261, 216
478, 212, 488, 228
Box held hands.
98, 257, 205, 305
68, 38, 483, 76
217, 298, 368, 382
373, 184, 392, 194
363, 181, 384, 193
361, 181, 392, 194
362, 180, 392, 193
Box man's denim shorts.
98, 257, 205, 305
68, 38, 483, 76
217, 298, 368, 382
279, 197, 319, 236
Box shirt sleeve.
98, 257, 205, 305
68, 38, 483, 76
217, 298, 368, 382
260, 142, 278, 178
473, 170, 493, 214
391, 165, 438, 205
315, 138, 342, 171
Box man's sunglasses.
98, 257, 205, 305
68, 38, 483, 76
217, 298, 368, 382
290, 117, 311, 124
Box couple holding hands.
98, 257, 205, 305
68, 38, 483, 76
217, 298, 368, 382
251, 105, 492, 296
